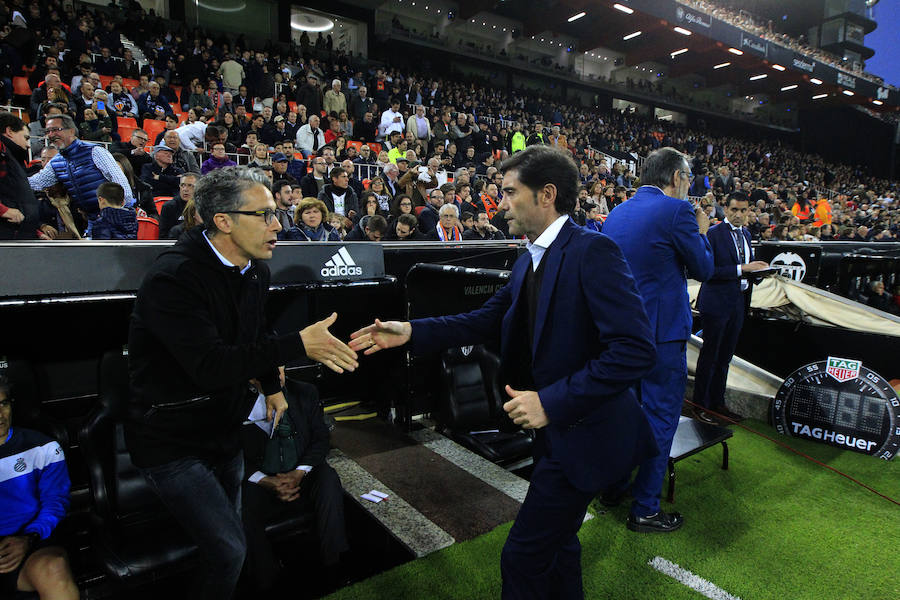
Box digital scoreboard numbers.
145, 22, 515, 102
772, 358, 900, 460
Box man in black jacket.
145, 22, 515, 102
125, 167, 358, 600
241, 379, 348, 591
158, 172, 197, 239
0, 112, 41, 240
140, 145, 183, 197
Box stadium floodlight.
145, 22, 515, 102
713, 62, 731, 69
842, 90, 854, 96
812, 93, 828, 99
810, 78, 823, 85
671, 48, 688, 57
772, 64, 786, 71
873, 99, 883, 105
749, 74, 767, 80
728, 48, 744, 55
568, 12, 586, 22
623, 31, 642, 40
613, 4, 634, 14
674, 27, 691, 36
781, 85, 798, 91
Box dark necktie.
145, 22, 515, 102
311, 129, 319, 151
732, 228, 745, 264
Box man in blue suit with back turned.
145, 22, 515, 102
693, 191, 768, 424
350, 145, 659, 599
602, 147, 714, 533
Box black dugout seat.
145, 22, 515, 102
79, 351, 314, 587
0, 359, 68, 446
438, 345, 533, 465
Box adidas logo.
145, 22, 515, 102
321, 246, 363, 277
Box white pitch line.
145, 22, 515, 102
649, 556, 742, 600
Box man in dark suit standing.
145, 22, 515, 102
349, 146, 658, 599
693, 191, 768, 424
602, 147, 714, 533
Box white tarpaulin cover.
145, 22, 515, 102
688, 276, 900, 338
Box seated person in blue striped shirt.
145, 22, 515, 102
0, 375, 79, 599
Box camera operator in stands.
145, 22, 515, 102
0, 376, 79, 600
126, 166, 358, 600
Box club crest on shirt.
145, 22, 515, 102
14, 457, 26, 472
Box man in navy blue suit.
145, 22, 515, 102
602, 147, 714, 533
350, 145, 659, 599
693, 191, 768, 424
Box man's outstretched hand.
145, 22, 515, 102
300, 312, 359, 373
349, 319, 412, 355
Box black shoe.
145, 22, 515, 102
598, 484, 630, 507
627, 510, 684, 533
693, 408, 722, 425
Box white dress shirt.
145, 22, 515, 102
525, 215, 569, 272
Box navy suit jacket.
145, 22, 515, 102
601, 186, 714, 343
696, 222, 754, 317
410, 219, 659, 492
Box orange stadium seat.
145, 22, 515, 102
153, 196, 172, 215
12, 76, 31, 97
122, 78, 139, 90
136, 217, 159, 240
142, 119, 167, 144
99, 75, 114, 90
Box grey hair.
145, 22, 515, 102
45, 113, 77, 132
382, 163, 399, 175
332, 79, 341, 87
641, 147, 689, 189
439, 203, 459, 217
194, 167, 270, 235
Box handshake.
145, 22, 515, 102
300, 313, 412, 374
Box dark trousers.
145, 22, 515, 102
501, 457, 596, 600
693, 302, 745, 410
141, 451, 246, 600
241, 464, 348, 591
630, 341, 687, 517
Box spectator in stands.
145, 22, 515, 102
867, 281, 897, 314
137, 81, 174, 123
323, 79, 347, 118
248, 143, 272, 168
272, 153, 298, 186
301, 156, 329, 198
273, 179, 294, 231
388, 212, 426, 241
217, 56, 245, 95
295, 114, 325, 158
89, 181, 137, 240
350, 86, 373, 122
126, 166, 358, 600
261, 115, 289, 147
417, 188, 444, 235
0, 376, 79, 600
280, 197, 340, 242
240, 378, 348, 591
159, 173, 198, 239
429, 203, 463, 241
463, 209, 505, 240
202, 142, 237, 174
108, 80, 137, 116
162, 130, 200, 174
318, 166, 358, 220
450, 113, 473, 153
29, 114, 133, 223
406, 105, 432, 147
29, 71, 75, 122
353, 111, 377, 144
188, 81, 215, 113
344, 214, 387, 241
526, 122, 546, 146
380, 99, 404, 139
507, 122, 525, 154
0, 112, 41, 240
78, 107, 112, 142
713, 165, 735, 195
174, 119, 208, 152
141, 144, 183, 197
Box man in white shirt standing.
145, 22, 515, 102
295, 114, 326, 158
379, 99, 404, 140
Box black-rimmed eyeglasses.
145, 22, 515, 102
221, 209, 277, 225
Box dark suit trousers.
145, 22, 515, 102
693, 300, 745, 410
501, 453, 596, 600
241, 464, 348, 590
630, 341, 687, 517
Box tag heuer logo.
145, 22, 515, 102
826, 357, 861, 383
14, 457, 26, 472
321, 246, 362, 277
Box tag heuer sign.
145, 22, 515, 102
826, 357, 861, 383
